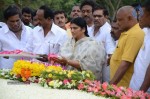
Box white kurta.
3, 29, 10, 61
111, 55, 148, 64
25, 23, 68, 55
88, 22, 116, 82
0, 23, 32, 69
130, 28, 150, 93
88, 22, 115, 54
59, 37, 106, 81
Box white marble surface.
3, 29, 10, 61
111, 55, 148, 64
0, 79, 107, 99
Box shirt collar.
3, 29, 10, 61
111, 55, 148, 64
4, 22, 25, 34
123, 23, 139, 35
100, 22, 110, 29
37, 22, 57, 35
50, 23, 58, 35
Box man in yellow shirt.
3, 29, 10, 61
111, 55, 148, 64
110, 6, 144, 87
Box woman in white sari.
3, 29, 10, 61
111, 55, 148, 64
50, 17, 106, 81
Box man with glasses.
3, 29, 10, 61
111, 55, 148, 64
130, 0, 150, 93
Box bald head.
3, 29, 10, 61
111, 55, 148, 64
117, 6, 137, 19
116, 6, 138, 32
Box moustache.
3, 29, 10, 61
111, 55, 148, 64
83, 16, 89, 18
58, 21, 63, 24
94, 21, 99, 23
94, 20, 98, 22
73, 14, 79, 17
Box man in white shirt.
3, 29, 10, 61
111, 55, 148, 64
80, 0, 95, 31
53, 10, 72, 37
70, 4, 81, 19
90, 6, 116, 82
0, 22, 6, 28
21, 7, 33, 28
54, 10, 67, 30
130, 0, 150, 93
0, 5, 32, 69
25, 5, 67, 59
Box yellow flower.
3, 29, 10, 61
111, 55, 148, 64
59, 72, 62, 75
11, 60, 46, 78
86, 73, 90, 77
49, 81, 54, 86
67, 73, 72, 78
48, 74, 53, 78
46, 66, 63, 72
63, 70, 67, 74
22, 77, 26, 81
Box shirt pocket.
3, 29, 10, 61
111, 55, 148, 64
48, 43, 61, 54
112, 45, 122, 61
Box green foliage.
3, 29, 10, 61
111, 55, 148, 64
0, 0, 144, 21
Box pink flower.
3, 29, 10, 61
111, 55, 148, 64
102, 82, 108, 91
93, 88, 99, 93
105, 90, 114, 95
84, 79, 92, 85
115, 89, 124, 97
120, 95, 131, 99
77, 83, 84, 90
111, 84, 118, 91
87, 86, 93, 92
145, 93, 150, 98
87, 85, 100, 93
99, 91, 106, 96
125, 88, 133, 97
48, 54, 58, 60
63, 79, 69, 85
109, 90, 116, 96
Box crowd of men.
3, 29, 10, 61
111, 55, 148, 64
0, 0, 150, 93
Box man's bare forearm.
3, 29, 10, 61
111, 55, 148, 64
110, 61, 131, 85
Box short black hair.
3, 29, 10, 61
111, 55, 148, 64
71, 4, 80, 11
54, 10, 67, 18
22, 7, 32, 14
80, 0, 96, 12
39, 5, 54, 19
142, 0, 150, 12
32, 10, 37, 20
3, 5, 21, 20
93, 6, 109, 16
103, 9, 109, 16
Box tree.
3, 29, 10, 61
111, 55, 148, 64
96, 0, 142, 21
0, 0, 144, 22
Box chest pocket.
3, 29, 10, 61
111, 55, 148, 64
112, 34, 127, 61
112, 45, 122, 61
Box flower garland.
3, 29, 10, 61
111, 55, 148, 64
77, 80, 150, 99
39, 70, 95, 89
0, 59, 150, 98
10, 60, 62, 82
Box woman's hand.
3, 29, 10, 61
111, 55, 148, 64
50, 56, 68, 66
36, 54, 48, 62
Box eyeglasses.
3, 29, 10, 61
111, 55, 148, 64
132, 5, 144, 21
